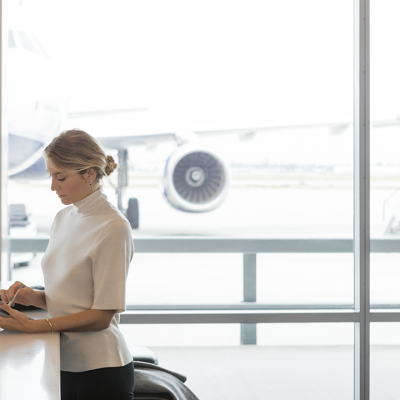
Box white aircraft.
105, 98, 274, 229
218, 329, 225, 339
6, 13, 400, 230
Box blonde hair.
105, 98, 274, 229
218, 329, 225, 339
43, 129, 118, 182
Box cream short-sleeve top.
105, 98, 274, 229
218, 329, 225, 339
41, 188, 134, 372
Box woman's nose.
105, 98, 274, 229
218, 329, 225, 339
51, 179, 59, 191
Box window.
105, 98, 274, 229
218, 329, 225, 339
0, 1, 379, 398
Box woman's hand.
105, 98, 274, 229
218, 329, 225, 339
0, 301, 33, 333
0, 281, 36, 306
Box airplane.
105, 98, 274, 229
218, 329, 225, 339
5, 6, 400, 232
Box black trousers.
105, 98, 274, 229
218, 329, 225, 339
61, 361, 134, 400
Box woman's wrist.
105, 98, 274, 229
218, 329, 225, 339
28, 319, 53, 334
31, 290, 47, 309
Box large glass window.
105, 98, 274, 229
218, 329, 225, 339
7, 0, 355, 326
7, 0, 354, 306
2, 0, 383, 398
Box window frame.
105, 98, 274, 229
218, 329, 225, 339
0, 1, 377, 398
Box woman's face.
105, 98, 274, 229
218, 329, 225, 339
47, 162, 97, 205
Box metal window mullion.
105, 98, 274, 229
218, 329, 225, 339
0, 0, 9, 283
354, 1, 370, 399
241, 253, 257, 344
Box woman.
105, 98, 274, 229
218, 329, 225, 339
0, 129, 135, 400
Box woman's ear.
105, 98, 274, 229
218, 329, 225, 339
87, 168, 97, 180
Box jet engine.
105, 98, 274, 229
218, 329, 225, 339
163, 144, 230, 212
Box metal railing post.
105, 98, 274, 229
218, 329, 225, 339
354, 0, 370, 398
241, 253, 257, 344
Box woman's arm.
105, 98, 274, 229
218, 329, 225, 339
31, 309, 117, 333
0, 303, 116, 333
32, 290, 47, 309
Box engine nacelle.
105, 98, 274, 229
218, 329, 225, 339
163, 144, 230, 213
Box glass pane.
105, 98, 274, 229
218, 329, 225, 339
122, 0, 354, 239
126, 253, 242, 304
120, 323, 354, 400
120, 324, 241, 347
258, 254, 353, 305
371, 254, 400, 305
3, 2, 356, 398
371, 323, 400, 399
5, 1, 354, 309
370, 1, 400, 307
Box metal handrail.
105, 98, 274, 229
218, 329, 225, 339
125, 303, 400, 310
9, 237, 400, 253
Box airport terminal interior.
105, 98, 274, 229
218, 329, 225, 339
0, 1, 399, 399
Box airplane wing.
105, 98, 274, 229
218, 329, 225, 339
86, 117, 400, 151
66, 106, 354, 149
193, 122, 352, 138
93, 122, 352, 150
97, 133, 177, 150
66, 105, 400, 152
371, 119, 400, 128
67, 107, 147, 119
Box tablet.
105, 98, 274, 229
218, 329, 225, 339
0, 308, 10, 317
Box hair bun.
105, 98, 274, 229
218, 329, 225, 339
105, 155, 118, 176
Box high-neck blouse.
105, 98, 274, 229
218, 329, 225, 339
41, 188, 134, 372
72, 187, 105, 218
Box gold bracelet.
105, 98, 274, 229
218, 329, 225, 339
45, 318, 54, 334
